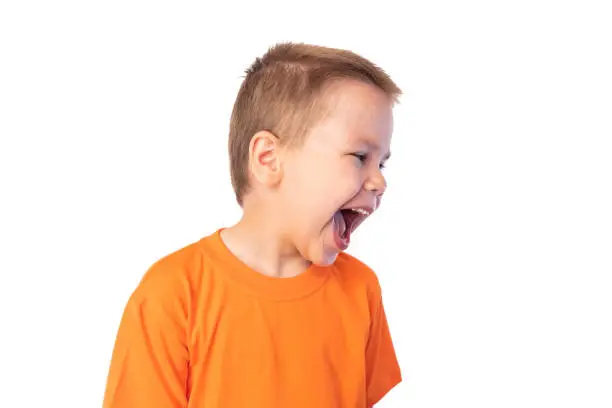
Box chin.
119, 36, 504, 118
308, 247, 340, 267
298, 233, 340, 267
311, 256, 337, 267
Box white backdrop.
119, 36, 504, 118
1, 1, 611, 407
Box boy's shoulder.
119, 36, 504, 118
333, 251, 384, 297
129, 236, 206, 304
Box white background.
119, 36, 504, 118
1, 0, 611, 407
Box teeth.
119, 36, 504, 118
351, 208, 370, 216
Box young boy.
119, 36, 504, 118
103, 42, 402, 408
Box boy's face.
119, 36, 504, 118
279, 80, 394, 266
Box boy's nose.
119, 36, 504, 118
364, 169, 387, 198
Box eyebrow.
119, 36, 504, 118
360, 139, 391, 161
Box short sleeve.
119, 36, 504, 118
103, 265, 189, 408
365, 288, 402, 407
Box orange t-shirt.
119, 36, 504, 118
103, 229, 401, 408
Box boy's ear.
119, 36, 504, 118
248, 130, 283, 187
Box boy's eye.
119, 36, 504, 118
351, 153, 387, 170
351, 153, 367, 164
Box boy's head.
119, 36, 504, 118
228, 42, 401, 265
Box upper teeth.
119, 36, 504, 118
351, 208, 370, 216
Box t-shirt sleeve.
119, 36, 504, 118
365, 285, 402, 407
103, 265, 189, 408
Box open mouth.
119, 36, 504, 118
331, 207, 371, 250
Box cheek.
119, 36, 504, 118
283, 159, 361, 219
338, 163, 364, 191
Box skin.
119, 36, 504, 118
220, 79, 393, 278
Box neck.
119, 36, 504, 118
220, 205, 311, 278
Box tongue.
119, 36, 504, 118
333, 210, 346, 238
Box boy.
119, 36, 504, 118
103, 42, 402, 407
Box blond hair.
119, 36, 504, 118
228, 42, 402, 206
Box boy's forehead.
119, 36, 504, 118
324, 80, 391, 112
330, 97, 393, 146
325, 82, 393, 128
302, 80, 393, 152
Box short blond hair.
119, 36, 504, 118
228, 42, 402, 206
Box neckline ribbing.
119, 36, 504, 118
201, 228, 331, 301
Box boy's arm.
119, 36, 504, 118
365, 284, 402, 407
103, 269, 189, 408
